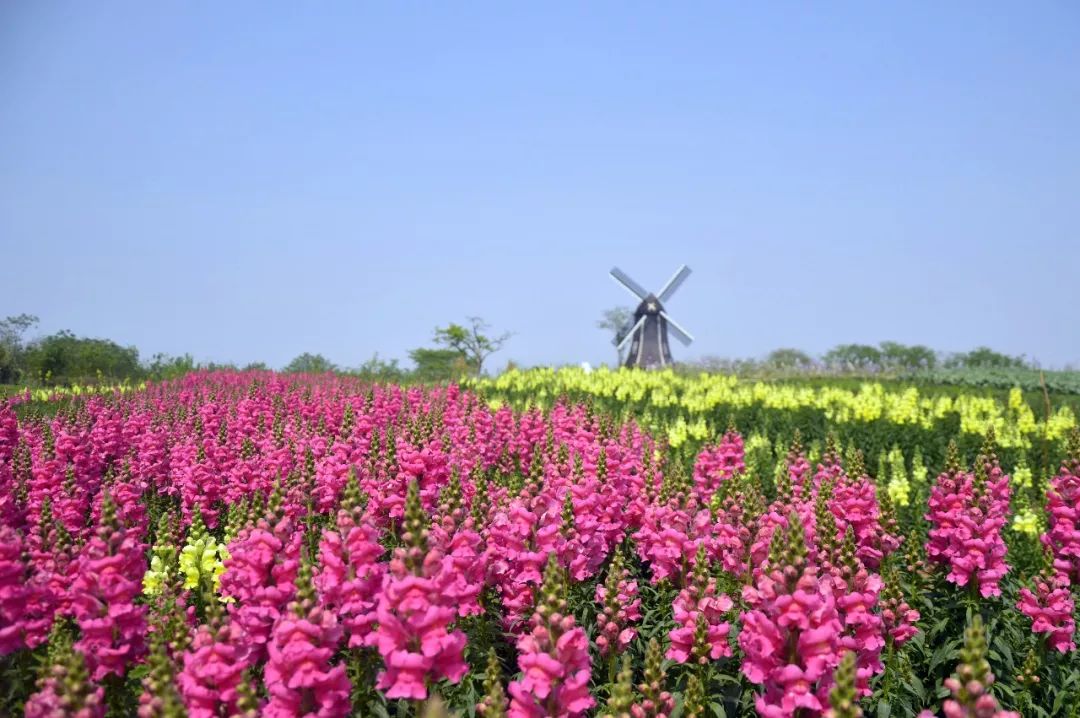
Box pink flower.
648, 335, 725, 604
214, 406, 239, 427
0, 525, 56, 655
739, 515, 845, 717
316, 500, 385, 647
925, 455, 1010, 598
509, 555, 594, 718
177, 615, 249, 718
263, 562, 351, 718
70, 492, 148, 681
879, 577, 920, 647
1042, 454, 1080, 583
931, 615, 1020, 718
830, 474, 899, 570
24, 647, 105, 718
220, 516, 303, 660
369, 480, 468, 701
667, 550, 732, 664
595, 550, 641, 657
1016, 570, 1076, 653
693, 431, 745, 501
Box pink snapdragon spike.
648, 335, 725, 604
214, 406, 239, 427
0, 524, 27, 655
1016, 566, 1076, 654
630, 638, 675, 718
263, 552, 351, 718
877, 565, 920, 648
823, 651, 863, 718
825, 529, 886, 696
477, 646, 510, 718
219, 488, 304, 660
370, 479, 468, 701
70, 489, 148, 681
1042, 437, 1080, 582
740, 512, 845, 718
924, 442, 1010, 598
667, 545, 733, 664
595, 548, 641, 658
0, 523, 56, 654
693, 430, 745, 501
925, 616, 1019, 718
786, 437, 812, 499
428, 469, 486, 618
509, 553, 594, 718
316, 470, 385, 647
633, 498, 697, 584
176, 606, 250, 718
830, 472, 899, 571
24, 636, 105, 718
486, 497, 545, 631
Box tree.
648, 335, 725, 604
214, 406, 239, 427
765, 348, 813, 371
23, 330, 141, 385
945, 346, 1027, 370
597, 306, 634, 366
408, 348, 469, 383
0, 314, 39, 384
432, 317, 512, 376
879, 341, 938, 372
353, 353, 407, 382
823, 344, 883, 372
282, 353, 337, 374
901, 344, 938, 371
147, 353, 196, 380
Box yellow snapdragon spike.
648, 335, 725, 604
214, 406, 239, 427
1012, 465, 1033, 489
179, 537, 226, 592
1011, 508, 1041, 536
886, 476, 911, 507
141, 554, 169, 596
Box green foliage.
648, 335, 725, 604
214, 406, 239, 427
823, 343, 884, 371
408, 348, 470, 383
944, 346, 1027, 370
765, 348, 813, 370
0, 314, 39, 383
905, 366, 1080, 396
146, 353, 197, 381
597, 306, 634, 366
23, 330, 141, 385
351, 353, 408, 383
282, 352, 337, 374
432, 317, 511, 376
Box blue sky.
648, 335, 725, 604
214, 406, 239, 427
2, 3, 1078, 370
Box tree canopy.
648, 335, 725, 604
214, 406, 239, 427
282, 352, 337, 374
431, 317, 512, 375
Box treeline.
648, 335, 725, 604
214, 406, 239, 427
0, 315, 513, 386
687, 341, 1040, 374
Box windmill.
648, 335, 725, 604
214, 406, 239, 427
609, 265, 694, 369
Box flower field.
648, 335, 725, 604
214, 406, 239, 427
1, 371, 1078, 717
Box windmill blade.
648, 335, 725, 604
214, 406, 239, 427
660, 311, 694, 346
617, 315, 647, 351
610, 267, 650, 301
657, 265, 692, 303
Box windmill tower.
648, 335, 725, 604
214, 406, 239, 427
609, 265, 694, 368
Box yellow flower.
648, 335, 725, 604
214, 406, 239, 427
179, 536, 226, 593
1011, 508, 1041, 536
1012, 465, 1033, 489
141, 554, 169, 596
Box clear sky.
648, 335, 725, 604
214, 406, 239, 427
2, 3, 1078, 371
